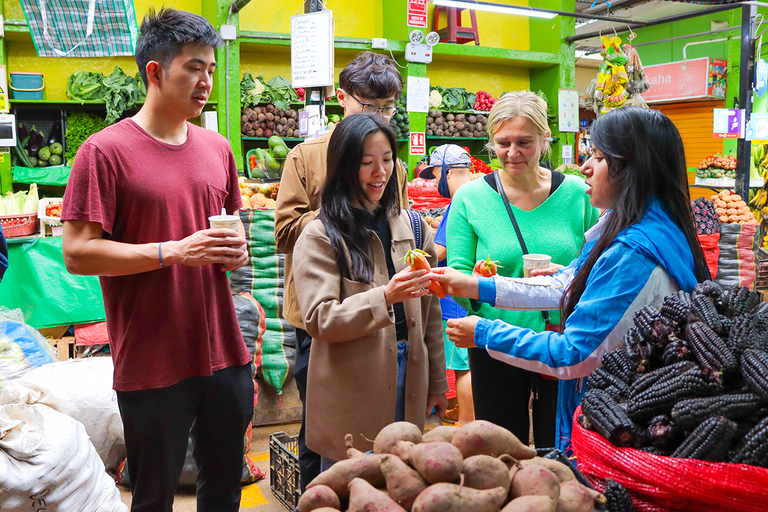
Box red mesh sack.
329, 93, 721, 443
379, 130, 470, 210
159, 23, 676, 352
570, 406, 768, 512
696, 233, 720, 279
408, 178, 450, 211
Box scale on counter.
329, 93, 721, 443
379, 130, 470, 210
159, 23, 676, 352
0, 114, 17, 147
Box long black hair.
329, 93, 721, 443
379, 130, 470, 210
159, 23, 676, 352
563, 107, 710, 319
321, 113, 400, 282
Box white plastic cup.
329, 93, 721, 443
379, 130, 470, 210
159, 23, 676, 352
523, 254, 552, 277
208, 214, 239, 232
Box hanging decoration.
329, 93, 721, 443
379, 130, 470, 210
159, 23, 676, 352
594, 35, 629, 113
622, 41, 651, 108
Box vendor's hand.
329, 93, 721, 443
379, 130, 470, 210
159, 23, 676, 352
384, 268, 431, 306
529, 263, 564, 277
429, 267, 480, 299
426, 393, 448, 419
446, 316, 481, 348
471, 260, 486, 278
165, 228, 248, 271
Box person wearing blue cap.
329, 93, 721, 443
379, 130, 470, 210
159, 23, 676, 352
419, 144, 476, 426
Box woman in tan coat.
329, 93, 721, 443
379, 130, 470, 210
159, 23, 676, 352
293, 113, 449, 468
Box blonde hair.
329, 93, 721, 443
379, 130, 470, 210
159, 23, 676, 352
486, 91, 551, 156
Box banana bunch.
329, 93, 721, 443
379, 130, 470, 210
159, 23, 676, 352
753, 144, 768, 176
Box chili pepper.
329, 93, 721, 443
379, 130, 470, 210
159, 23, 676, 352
400, 249, 447, 298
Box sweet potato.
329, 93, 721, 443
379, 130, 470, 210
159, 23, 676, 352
347, 477, 407, 512
502, 495, 557, 512
391, 440, 415, 462
460, 454, 511, 492
408, 442, 463, 484
297, 484, 341, 512
556, 480, 607, 512
411, 482, 507, 512
452, 420, 536, 460
374, 421, 423, 454
422, 425, 461, 444
520, 457, 576, 483
380, 454, 429, 510
310, 509, 341, 512
345, 433, 366, 458
306, 454, 386, 499
509, 464, 560, 502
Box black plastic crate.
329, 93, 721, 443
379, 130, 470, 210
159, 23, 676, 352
269, 432, 301, 510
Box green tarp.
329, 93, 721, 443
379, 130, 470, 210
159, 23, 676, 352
12, 166, 71, 187
0, 237, 104, 328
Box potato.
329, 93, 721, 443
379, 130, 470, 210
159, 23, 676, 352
306, 454, 386, 499
391, 440, 416, 461
555, 480, 606, 512
460, 454, 511, 492
519, 457, 576, 483
311, 509, 341, 512
409, 442, 463, 484
373, 421, 423, 454
422, 425, 460, 444
502, 495, 557, 512
412, 482, 507, 512
509, 464, 560, 501
297, 484, 341, 512
452, 420, 536, 460
347, 477, 406, 512
380, 454, 428, 510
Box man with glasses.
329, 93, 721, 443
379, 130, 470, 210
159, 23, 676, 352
275, 51, 409, 488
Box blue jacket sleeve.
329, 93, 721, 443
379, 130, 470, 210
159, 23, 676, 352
0, 226, 7, 282
474, 242, 660, 379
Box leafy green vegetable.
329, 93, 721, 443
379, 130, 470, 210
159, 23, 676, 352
66, 70, 104, 101
266, 76, 299, 110
66, 66, 144, 123
65, 112, 108, 165
241, 73, 299, 110
241, 72, 263, 107
429, 85, 476, 111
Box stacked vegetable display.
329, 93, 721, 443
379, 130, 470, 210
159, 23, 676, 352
710, 190, 758, 224
426, 110, 488, 138
298, 420, 609, 512
239, 178, 279, 209
474, 90, 497, 111
691, 197, 721, 235
390, 107, 410, 138
248, 135, 290, 179
66, 66, 146, 124
241, 105, 300, 138
579, 280, 768, 468
696, 154, 737, 180
12, 124, 64, 168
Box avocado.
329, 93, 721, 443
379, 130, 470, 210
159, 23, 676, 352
272, 145, 288, 159
50, 142, 63, 156
268, 135, 287, 151
38, 146, 51, 161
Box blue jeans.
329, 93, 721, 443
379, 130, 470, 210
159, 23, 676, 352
395, 341, 409, 422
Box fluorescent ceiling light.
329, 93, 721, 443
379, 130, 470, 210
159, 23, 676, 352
431, 0, 558, 19
575, 50, 603, 61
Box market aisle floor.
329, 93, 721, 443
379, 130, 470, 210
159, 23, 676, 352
119, 421, 301, 512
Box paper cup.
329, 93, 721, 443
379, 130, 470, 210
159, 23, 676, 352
523, 254, 551, 277
208, 214, 239, 231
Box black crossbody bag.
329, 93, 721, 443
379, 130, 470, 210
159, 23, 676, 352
493, 171, 562, 334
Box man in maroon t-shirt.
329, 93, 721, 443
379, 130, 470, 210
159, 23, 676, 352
61, 8, 253, 512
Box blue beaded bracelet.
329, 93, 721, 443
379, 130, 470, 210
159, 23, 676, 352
159, 241, 165, 268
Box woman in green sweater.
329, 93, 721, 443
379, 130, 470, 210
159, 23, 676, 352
447, 91, 600, 447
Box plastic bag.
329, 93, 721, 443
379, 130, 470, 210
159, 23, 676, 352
697, 233, 720, 280
0, 308, 55, 390
0, 402, 127, 511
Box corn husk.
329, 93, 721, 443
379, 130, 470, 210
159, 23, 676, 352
4, 193, 21, 216
22, 183, 38, 214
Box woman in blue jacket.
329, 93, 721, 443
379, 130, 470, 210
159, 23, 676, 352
431, 107, 710, 451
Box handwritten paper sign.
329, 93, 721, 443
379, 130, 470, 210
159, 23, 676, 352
291, 11, 335, 88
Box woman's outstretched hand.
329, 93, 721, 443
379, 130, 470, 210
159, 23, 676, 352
529, 263, 564, 277
446, 316, 481, 348
384, 268, 432, 305
429, 267, 480, 299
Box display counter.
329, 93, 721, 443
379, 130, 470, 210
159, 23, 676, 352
0, 236, 105, 329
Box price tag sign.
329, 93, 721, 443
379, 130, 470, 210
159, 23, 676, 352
713, 108, 745, 139
407, 0, 428, 28
410, 132, 425, 155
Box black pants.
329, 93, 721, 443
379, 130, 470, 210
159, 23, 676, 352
469, 347, 558, 447
116, 364, 254, 512
294, 327, 321, 490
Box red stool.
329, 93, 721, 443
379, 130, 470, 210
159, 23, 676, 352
433, 6, 480, 46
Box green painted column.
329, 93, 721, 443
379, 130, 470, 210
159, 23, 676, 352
204, 1, 244, 172
0, 0, 12, 194
529, 0, 576, 169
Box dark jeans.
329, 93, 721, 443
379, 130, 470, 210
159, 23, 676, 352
116, 364, 254, 512
469, 347, 558, 447
294, 327, 321, 491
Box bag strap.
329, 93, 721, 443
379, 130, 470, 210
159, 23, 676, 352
39, 0, 97, 57
493, 171, 552, 325
406, 209, 424, 251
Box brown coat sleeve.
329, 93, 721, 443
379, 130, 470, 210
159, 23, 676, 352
294, 222, 394, 342
274, 147, 320, 254
397, 159, 410, 209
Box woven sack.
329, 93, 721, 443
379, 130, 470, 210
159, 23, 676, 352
570, 405, 768, 512
715, 222, 758, 289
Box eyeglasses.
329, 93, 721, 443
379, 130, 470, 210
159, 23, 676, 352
345, 92, 398, 118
